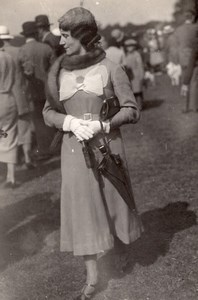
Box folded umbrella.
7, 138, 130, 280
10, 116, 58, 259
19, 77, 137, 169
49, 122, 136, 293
97, 145, 136, 212
97, 144, 143, 239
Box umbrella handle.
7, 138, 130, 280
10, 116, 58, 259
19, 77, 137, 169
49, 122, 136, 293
82, 141, 94, 169
99, 121, 111, 154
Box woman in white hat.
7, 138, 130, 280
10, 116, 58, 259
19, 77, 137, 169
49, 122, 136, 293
43, 7, 143, 299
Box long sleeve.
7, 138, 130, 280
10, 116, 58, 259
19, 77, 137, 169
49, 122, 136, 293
42, 99, 66, 130
109, 64, 140, 129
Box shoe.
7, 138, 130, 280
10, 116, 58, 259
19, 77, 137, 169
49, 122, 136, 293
74, 283, 97, 300
33, 153, 52, 161
25, 162, 36, 170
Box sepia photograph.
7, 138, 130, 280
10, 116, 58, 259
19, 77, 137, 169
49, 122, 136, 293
0, 0, 197, 299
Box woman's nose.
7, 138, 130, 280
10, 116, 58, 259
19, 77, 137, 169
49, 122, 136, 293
59, 36, 65, 45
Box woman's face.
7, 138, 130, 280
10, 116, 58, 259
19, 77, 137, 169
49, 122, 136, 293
126, 45, 135, 53
60, 30, 84, 56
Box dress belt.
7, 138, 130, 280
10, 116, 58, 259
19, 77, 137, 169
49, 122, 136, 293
75, 113, 100, 121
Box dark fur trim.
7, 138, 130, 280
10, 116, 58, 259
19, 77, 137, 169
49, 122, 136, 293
61, 47, 105, 70
47, 54, 65, 113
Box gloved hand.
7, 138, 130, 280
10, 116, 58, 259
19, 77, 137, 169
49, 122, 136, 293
63, 116, 94, 141
83, 120, 110, 135
70, 118, 94, 141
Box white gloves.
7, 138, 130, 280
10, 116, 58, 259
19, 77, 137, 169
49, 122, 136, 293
63, 115, 110, 141
83, 120, 110, 135
63, 115, 94, 141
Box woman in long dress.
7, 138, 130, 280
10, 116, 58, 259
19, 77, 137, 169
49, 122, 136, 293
124, 39, 145, 110
0, 49, 18, 187
43, 7, 143, 299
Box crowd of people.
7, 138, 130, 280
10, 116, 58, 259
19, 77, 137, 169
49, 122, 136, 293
0, 6, 197, 185
0, 15, 64, 187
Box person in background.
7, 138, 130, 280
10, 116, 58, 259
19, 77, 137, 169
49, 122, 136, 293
0, 25, 35, 169
172, 8, 198, 112
124, 38, 145, 110
101, 36, 125, 65
0, 50, 18, 188
181, 46, 198, 112
43, 7, 142, 299
35, 14, 64, 57
111, 28, 128, 49
18, 21, 56, 161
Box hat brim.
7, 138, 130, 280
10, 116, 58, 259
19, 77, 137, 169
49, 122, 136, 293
20, 31, 37, 36
0, 34, 14, 39
125, 43, 137, 47
36, 22, 53, 27
124, 39, 137, 47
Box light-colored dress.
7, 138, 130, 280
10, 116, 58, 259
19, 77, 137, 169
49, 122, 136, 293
105, 46, 125, 65
0, 50, 18, 164
4, 45, 32, 146
43, 56, 142, 256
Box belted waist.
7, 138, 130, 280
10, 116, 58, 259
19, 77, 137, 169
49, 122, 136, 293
75, 113, 100, 121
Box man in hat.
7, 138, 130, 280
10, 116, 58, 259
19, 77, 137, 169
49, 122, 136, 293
18, 21, 56, 161
35, 14, 64, 57
0, 25, 35, 169
172, 8, 198, 112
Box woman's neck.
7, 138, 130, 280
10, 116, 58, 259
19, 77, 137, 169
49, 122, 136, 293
79, 47, 87, 56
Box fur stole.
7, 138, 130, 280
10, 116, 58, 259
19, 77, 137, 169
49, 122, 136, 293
46, 47, 106, 113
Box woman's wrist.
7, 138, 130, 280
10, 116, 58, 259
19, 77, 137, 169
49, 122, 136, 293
102, 121, 110, 133
63, 115, 76, 131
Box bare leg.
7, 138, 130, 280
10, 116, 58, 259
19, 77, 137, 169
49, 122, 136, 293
84, 255, 98, 284
76, 255, 98, 299
22, 143, 32, 164
6, 163, 15, 183
22, 143, 36, 169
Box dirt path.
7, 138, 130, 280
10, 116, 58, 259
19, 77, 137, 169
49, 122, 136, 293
0, 74, 197, 300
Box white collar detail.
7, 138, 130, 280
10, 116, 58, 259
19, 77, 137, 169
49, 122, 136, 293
59, 64, 108, 101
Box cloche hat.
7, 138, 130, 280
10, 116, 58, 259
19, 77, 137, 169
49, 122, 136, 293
124, 38, 137, 46
58, 7, 100, 50
111, 29, 124, 42
0, 25, 13, 39
35, 15, 52, 27
58, 7, 97, 32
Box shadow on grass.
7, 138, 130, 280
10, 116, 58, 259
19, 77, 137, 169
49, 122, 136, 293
143, 99, 164, 110
98, 201, 197, 291
17, 157, 61, 183
0, 200, 196, 297
0, 157, 60, 184
0, 192, 60, 271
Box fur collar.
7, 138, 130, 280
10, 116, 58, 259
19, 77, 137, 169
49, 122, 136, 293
46, 47, 106, 112
61, 47, 105, 71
